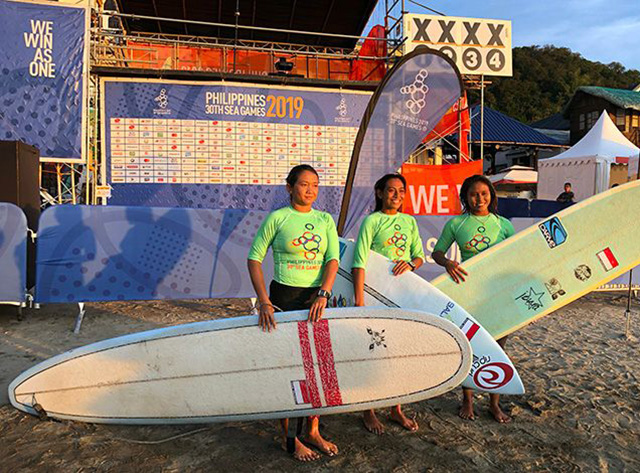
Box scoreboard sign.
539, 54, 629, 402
403, 14, 512, 77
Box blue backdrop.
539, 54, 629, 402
102, 79, 371, 213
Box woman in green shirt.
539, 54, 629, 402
248, 164, 340, 461
351, 173, 425, 435
432, 174, 514, 423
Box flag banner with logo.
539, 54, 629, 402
338, 47, 462, 236
401, 160, 482, 215
0, 0, 87, 162
101, 78, 371, 212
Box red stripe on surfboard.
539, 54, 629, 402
313, 320, 343, 407
297, 322, 322, 408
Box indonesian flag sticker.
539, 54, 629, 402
597, 248, 619, 272
459, 318, 480, 341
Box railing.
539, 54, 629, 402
91, 30, 388, 82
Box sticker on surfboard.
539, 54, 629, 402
596, 247, 619, 272
538, 217, 567, 248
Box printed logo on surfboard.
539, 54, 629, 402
574, 264, 592, 281
473, 361, 514, 390
596, 247, 619, 272
367, 327, 387, 351
514, 286, 545, 312
538, 217, 567, 249
544, 278, 566, 300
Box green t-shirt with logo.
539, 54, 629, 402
248, 206, 340, 287
434, 213, 514, 262
351, 211, 426, 269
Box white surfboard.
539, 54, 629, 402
331, 239, 525, 395
9, 307, 471, 424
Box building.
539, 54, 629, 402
564, 86, 640, 146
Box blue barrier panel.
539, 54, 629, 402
0, 202, 27, 303
35, 205, 638, 304
530, 199, 573, 218
35, 205, 274, 303
497, 198, 530, 219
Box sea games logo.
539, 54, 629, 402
153, 88, 171, 115
400, 69, 429, 114
292, 223, 322, 260
390, 69, 431, 132
334, 96, 353, 124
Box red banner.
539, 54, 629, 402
401, 161, 483, 215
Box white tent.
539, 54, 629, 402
538, 112, 639, 201
489, 165, 538, 185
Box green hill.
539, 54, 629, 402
476, 46, 640, 124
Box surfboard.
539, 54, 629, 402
331, 239, 525, 395
431, 180, 640, 339
9, 307, 471, 424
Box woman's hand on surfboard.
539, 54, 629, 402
445, 260, 467, 284
258, 301, 277, 332
308, 295, 328, 322
391, 260, 413, 276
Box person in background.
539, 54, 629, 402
432, 175, 514, 423
351, 173, 425, 434
247, 164, 340, 461
556, 182, 575, 203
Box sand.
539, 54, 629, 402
1, 293, 639, 472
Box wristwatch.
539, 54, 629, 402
317, 289, 332, 299
407, 261, 416, 271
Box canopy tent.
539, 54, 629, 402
489, 165, 538, 185
538, 112, 639, 201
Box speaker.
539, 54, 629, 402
0, 141, 40, 288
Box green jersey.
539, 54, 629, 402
434, 213, 514, 262
248, 206, 339, 287
352, 211, 425, 269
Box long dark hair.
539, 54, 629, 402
286, 164, 319, 187
459, 174, 498, 214
373, 173, 407, 212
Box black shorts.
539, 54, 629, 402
269, 280, 319, 312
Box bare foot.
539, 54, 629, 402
306, 431, 339, 456
489, 404, 512, 424
390, 405, 418, 432
282, 438, 320, 462
363, 409, 385, 435
458, 400, 475, 421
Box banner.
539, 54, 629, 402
0, 0, 87, 162
101, 78, 371, 212
338, 47, 463, 235
402, 160, 482, 215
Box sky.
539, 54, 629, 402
365, 0, 640, 71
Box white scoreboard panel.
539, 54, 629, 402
403, 14, 512, 77
109, 118, 358, 186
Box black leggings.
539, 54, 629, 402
269, 280, 319, 312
